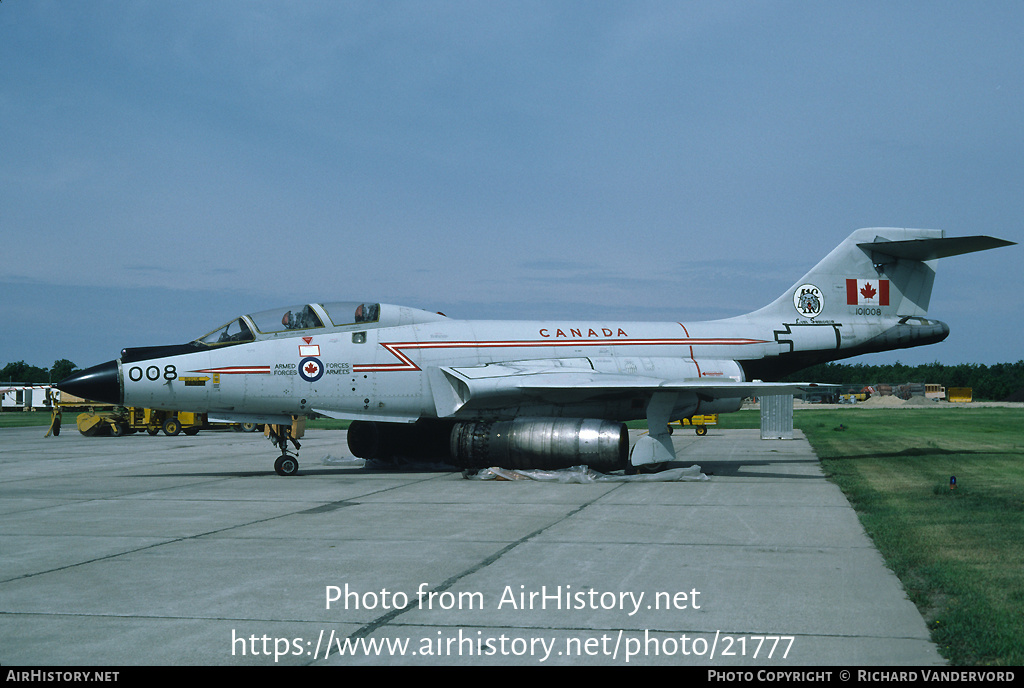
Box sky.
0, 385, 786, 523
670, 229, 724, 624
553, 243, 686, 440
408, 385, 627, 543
2, 1, 1021, 375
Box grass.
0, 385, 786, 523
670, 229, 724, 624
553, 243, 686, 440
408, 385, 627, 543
0, 410, 55, 428
779, 407, 1024, 666
8, 405, 1023, 664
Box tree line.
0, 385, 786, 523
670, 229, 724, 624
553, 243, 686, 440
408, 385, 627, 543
781, 361, 1024, 401
1, 360, 79, 385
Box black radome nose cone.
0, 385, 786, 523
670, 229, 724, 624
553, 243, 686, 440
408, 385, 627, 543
57, 360, 122, 405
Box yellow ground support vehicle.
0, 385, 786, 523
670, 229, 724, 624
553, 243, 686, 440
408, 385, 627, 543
947, 387, 973, 403
47, 391, 251, 437
46, 390, 111, 437
669, 414, 718, 436
74, 408, 219, 436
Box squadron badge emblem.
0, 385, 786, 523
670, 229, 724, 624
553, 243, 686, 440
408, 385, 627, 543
793, 284, 824, 319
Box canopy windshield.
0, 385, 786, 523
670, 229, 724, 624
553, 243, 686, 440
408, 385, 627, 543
321, 302, 380, 326
195, 302, 380, 346
196, 318, 255, 346
250, 304, 325, 334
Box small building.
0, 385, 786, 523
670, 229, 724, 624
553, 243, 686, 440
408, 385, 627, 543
0, 384, 55, 411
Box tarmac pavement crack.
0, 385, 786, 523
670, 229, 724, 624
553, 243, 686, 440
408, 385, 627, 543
343, 482, 627, 645
0, 473, 449, 585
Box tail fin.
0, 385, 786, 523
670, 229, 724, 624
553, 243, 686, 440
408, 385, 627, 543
739, 228, 1014, 378
757, 228, 1013, 321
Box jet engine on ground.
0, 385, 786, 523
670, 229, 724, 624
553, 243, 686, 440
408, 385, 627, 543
346, 417, 629, 471
450, 418, 629, 471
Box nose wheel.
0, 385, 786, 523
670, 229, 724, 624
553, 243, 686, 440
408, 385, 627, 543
267, 421, 303, 476
274, 453, 299, 476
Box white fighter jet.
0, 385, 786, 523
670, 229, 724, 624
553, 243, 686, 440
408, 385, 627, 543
58, 228, 1013, 475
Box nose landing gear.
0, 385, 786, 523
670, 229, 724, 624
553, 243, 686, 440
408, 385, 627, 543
266, 417, 305, 476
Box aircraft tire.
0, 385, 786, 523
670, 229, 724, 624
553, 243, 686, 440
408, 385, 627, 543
275, 454, 299, 476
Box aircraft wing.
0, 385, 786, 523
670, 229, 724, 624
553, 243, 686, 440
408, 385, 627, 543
427, 360, 824, 417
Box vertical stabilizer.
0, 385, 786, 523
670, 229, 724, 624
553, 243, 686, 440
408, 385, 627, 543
753, 228, 1014, 322
753, 228, 945, 321
737, 228, 1014, 379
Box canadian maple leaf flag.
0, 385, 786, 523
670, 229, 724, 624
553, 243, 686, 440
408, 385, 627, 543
847, 279, 889, 306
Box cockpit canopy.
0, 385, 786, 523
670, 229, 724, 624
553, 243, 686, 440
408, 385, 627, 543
197, 317, 255, 346
195, 302, 382, 347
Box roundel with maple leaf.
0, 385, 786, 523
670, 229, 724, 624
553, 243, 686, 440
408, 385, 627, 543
299, 357, 325, 382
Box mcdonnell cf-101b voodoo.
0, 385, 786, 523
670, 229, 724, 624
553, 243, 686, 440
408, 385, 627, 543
58, 228, 1013, 475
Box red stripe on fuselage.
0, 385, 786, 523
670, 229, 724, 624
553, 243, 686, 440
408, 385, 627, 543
678, 323, 703, 377
352, 336, 766, 373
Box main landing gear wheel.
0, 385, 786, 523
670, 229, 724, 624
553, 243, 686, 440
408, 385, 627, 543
274, 454, 299, 476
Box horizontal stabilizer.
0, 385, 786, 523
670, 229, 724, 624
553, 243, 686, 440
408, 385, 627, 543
857, 235, 1015, 262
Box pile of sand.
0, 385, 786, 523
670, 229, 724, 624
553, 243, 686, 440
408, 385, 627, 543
903, 395, 941, 406
858, 395, 907, 407
857, 394, 941, 407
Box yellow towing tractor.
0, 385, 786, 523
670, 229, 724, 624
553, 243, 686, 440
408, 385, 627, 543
669, 414, 718, 436
75, 408, 223, 436
47, 390, 255, 437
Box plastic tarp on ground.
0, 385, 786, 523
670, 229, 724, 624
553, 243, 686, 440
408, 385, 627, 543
320, 456, 708, 482
463, 465, 709, 483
